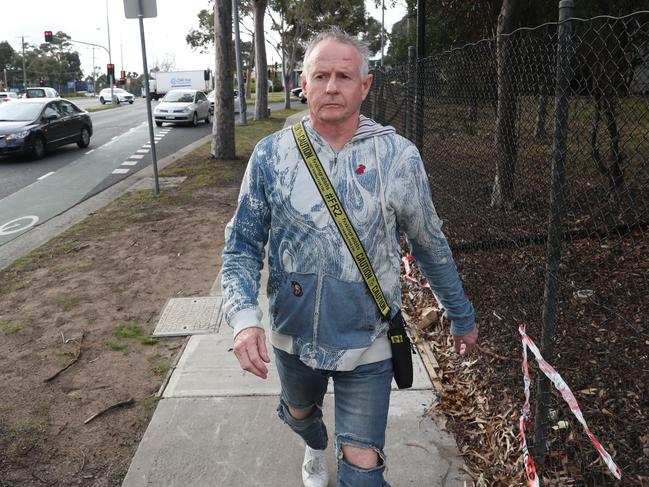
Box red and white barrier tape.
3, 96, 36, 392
402, 254, 430, 289
519, 324, 621, 484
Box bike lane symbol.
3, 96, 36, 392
0, 216, 40, 236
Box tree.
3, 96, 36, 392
268, 0, 306, 110
0, 41, 16, 70
267, 0, 382, 109
491, 0, 523, 209
186, 0, 254, 103
212, 0, 236, 158
252, 0, 269, 120
149, 54, 176, 74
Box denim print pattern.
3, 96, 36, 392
222, 116, 475, 370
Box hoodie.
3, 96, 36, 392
221, 115, 475, 371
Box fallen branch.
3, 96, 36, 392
84, 398, 135, 424
44, 333, 85, 383
477, 345, 513, 361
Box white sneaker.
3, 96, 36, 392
302, 445, 329, 487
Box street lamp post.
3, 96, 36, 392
106, 0, 114, 102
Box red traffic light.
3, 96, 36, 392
39, 79, 45, 87
107, 64, 115, 76
44, 31, 53, 43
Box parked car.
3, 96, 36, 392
291, 86, 307, 104
98, 88, 135, 104
0, 92, 19, 103
206, 90, 241, 114
0, 98, 93, 159
24, 87, 59, 99
153, 89, 210, 126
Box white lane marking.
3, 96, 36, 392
112, 168, 130, 174
0, 215, 39, 236
122, 160, 138, 166
85, 149, 95, 154
136, 149, 149, 153
111, 136, 119, 140
38, 171, 55, 181
129, 154, 145, 159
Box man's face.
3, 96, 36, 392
301, 40, 373, 125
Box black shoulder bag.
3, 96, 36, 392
291, 121, 413, 389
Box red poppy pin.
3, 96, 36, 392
355, 164, 366, 175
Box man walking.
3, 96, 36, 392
221, 28, 478, 486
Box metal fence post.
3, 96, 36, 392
533, 0, 573, 470
405, 46, 416, 141
415, 60, 424, 152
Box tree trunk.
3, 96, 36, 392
211, 0, 235, 159
491, 0, 522, 209
253, 0, 269, 120
246, 32, 254, 100
283, 47, 291, 110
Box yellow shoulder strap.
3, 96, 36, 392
291, 121, 391, 318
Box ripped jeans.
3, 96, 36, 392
274, 347, 393, 487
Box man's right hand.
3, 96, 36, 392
233, 327, 271, 379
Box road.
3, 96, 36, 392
0, 100, 202, 246
0, 98, 287, 248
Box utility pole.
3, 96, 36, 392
106, 0, 114, 102
381, 0, 385, 66
22, 36, 27, 89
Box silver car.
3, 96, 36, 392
206, 90, 240, 114
154, 89, 211, 127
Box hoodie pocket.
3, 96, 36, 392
316, 275, 380, 349
270, 272, 317, 340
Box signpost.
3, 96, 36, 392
124, 0, 160, 195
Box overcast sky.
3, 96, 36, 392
4, 0, 406, 79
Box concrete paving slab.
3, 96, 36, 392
163, 334, 434, 399
153, 297, 222, 337
163, 334, 282, 398
122, 392, 468, 487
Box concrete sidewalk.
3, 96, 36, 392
121, 112, 470, 486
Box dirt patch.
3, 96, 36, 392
0, 113, 290, 486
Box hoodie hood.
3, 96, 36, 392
301, 114, 396, 146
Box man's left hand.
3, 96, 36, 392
453, 325, 478, 356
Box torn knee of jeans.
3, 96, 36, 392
276, 399, 322, 428
336, 434, 386, 470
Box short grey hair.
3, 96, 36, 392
302, 28, 370, 79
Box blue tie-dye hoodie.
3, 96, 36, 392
221, 115, 475, 371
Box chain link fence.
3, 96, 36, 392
363, 9, 649, 486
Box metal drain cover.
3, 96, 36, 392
153, 297, 222, 337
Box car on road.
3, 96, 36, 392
206, 90, 241, 114
98, 88, 135, 104
291, 87, 307, 103
0, 92, 19, 103
153, 89, 211, 127
0, 98, 93, 159
24, 87, 60, 99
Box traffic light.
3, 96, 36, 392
274, 62, 278, 71
107, 64, 115, 77
39, 79, 45, 87
44, 31, 53, 43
